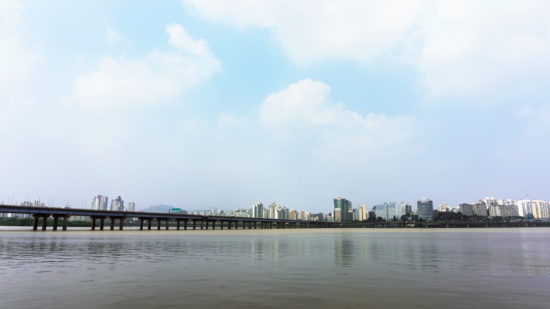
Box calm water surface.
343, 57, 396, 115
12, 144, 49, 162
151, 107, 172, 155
1, 228, 550, 309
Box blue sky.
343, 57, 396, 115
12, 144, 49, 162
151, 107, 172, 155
1, 0, 549, 211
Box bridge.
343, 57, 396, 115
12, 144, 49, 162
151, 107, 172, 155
0, 205, 336, 231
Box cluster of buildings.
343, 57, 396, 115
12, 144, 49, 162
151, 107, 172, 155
4, 194, 550, 224
331, 196, 550, 222
438, 197, 550, 220
91, 195, 135, 212
189, 202, 322, 221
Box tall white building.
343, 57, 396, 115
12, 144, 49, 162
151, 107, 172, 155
128, 202, 135, 212
358, 204, 368, 221
110, 196, 124, 211
252, 202, 264, 218
92, 195, 108, 210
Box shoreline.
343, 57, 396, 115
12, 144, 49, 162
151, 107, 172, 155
1, 226, 550, 235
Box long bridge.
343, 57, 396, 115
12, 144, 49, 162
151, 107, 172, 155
0, 205, 335, 231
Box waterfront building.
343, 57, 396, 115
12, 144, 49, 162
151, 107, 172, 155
400, 202, 412, 217
289, 209, 297, 220
252, 202, 264, 218
128, 202, 135, 212
358, 204, 368, 221
110, 196, 124, 211
438, 203, 448, 212
489, 204, 519, 217
374, 202, 400, 221
417, 198, 434, 222
459, 203, 474, 216
92, 195, 108, 210
473, 202, 488, 217
333, 197, 352, 223
530, 200, 549, 219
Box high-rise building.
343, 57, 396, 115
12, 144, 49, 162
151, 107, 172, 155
400, 203, 412, 216
459, 203, 474, 216
110, 196, 124, 211
438, 203, 448, 212
128, 202, 135, 212
374, 202, 400, 221
358, 204, 368, 221
334, 197, 352, 223
417, 198, 434, 222
473, 201, 487, 217
92, 195, 108, 210
252, 202, 264, 218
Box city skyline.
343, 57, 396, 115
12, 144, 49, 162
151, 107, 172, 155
4, 193, 550, 222
1, 1, 549, 213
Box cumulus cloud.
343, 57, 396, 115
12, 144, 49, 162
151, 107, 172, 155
184, 0, 550, 102
259, 79, 417, 157
73, 23, 220, 108
0, 0, 41, 99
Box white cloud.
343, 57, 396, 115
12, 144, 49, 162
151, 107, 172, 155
259, 79, 417, 156
0, 0, 41, 99
185, 0, 550, 102
74, 23, 220, 108
106, 28, 120, 44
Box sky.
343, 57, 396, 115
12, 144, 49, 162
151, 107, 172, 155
1, 0, 549, 212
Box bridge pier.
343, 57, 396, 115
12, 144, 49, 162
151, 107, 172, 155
147, 219, 152, 230
100, 217, 105, 230
220, 221, 224, 230
200, 220, 204, 230
176, 220, 180, 230
53, 216, 59, 231
41, 215, 49, 231
63, 216, 69, 231
205, 220, 209, 230
119, 218, 124, 230
92, 217, 97, 231
193, 220, 197, 230
184, 220, 187, 230
139, 219, 144, 230
110, 217, 115, 230
32, 215, 39, 231
157, 219, 161, 230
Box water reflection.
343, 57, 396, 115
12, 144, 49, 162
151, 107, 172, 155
1, 230, 550, 309
334, 234, 355, 267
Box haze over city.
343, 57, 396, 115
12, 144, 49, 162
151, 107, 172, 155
1, 1, 549, 212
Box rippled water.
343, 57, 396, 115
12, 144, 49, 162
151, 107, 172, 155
1, 228, 550, 308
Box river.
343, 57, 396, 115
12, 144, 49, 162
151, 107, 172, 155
1, 228, 549, 308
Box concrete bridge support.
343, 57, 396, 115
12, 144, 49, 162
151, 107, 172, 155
53, 216, 59, 231
220, 221, 224, 230
119, 218, 124, 230
184, 220, 187, 230
176, 220, 180, 230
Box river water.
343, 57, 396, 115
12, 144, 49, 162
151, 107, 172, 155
1, 228, 549, 309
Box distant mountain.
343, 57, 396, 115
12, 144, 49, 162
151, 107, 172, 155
141, 204, 176, 213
